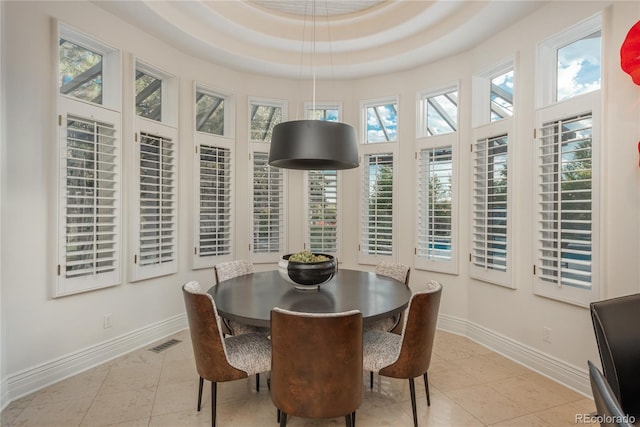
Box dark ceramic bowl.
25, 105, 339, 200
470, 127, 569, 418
279, 254, 336, 289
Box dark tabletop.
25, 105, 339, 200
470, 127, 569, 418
208, 269, 412, 328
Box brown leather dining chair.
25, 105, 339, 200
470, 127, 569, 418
182, 281, 271, 426
590, 293, 640, 420
270, 307, 363, 427
363, 280, 442, 427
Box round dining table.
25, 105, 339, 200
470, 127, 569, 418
208, 269, 412, 328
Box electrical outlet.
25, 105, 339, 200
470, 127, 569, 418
543, 326, 552, 343
104, 313, 112, 329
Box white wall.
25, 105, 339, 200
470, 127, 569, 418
2, 0, 640, 405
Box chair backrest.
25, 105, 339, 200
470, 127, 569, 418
214, 259, 254, 283
182, 281, 247, 382
588, 360, 634, 427
380, 280, 442, 379
270, 308, 363, 419
375, 261, 411, 285
590, 293, 640, 418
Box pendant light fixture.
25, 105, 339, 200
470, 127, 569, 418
268, 1, 359, 170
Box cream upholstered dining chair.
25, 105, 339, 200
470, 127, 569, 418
214, 259, 270, 337
270, 307, 363, 427
366, 261, 411, 332
365, 261, 411, 387
363, 280, 442, 427
182, 281, 271, 426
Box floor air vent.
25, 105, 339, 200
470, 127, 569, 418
149, 339, 182, 353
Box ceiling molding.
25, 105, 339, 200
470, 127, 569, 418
94, 0, 545, 79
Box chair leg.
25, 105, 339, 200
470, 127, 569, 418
276, 408, 280, 423
256, 373, 260, 392
279, 411, 287, 427
211, 382, 217, 427
345, 413, 352, 427
352, 411, 357, 426
197, 376, 204, 411
409, 377, 418, 427
370, 371, 374, 389
423, 372, 430, 406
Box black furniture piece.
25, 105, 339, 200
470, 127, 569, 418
208, 269, 411, 328
588, 360, 634, 427
270, 308, 363, 427
590, 293, 640, 420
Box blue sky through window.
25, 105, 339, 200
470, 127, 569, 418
557, 31, 601, 101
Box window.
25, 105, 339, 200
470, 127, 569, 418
361, 153, 394, 257
535, 15, 601, 305
249, 98, 287, 262
307, 170, 339, 256
364, 100, 398, 143
250, 152, 286, 262
415, 85, 459, 274
58, 23, 120, 110
418, 86, 458, 137
55, 24, 122, 297
304, 102, 342, 258
250, 98, 284, 142
305, 102, 340, 122
537, 14, 602, 107
417, 148, 453, 261
490, 70, 514, 122
196, 145, 232, 265
470, 127, 512, 286
471, 62, 514, 286
193, 84, 235, 269
131, 61, 178, 281
359, 98, 398, 264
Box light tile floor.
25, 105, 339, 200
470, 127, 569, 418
1, 330, 597, 427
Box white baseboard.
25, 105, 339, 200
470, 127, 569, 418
4, 314, 187, 408
2, 312, 591, 412
0, 376, 8, 413
437, 313, 591, 397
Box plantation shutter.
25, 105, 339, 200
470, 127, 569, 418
197, 144, 232, 263
132, 130, 177, 280
57, 108, 121, 296
361, 153, 393, 257
472, 135, 508, 273
251, 152, 285, 259
307, 170, 338, 255
416, 147, 453, 263
538, 113, 592, 289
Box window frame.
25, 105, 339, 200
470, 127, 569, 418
358, 96, 399, 265
130, 60, 178, 282
534, 91, 601, 306
54, 23, 122, 297
248, 97, 288, 263
417, 84, 459, 138
536, 13, 602, 109
192, 82, 235, 269
302, 102, 343, 259
58, 23, 121, 111
470, 61, 515, 287
470, 120, 514, 287
414, 84, 459, 275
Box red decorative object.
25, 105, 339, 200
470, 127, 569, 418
621, 20, 640, 85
